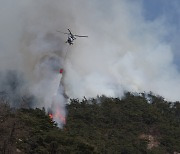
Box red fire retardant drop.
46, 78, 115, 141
60, 69, 63, 74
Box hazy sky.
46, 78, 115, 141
142, 0, 180, 69
0, 0, 180, 103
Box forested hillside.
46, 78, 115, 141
0, 93, 180, 154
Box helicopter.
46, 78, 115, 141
57, 29, 88, 45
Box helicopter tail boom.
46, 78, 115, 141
74, 35, 88, 37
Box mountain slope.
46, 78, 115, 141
0, 93, 180, 153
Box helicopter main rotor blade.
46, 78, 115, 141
68, 29, 73, 35
74, 35, 88, 37
56, 30, 69, 35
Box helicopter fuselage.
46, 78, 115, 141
66, 36, 74, 45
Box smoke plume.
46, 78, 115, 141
0, 0, 180, 126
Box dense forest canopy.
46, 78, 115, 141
0, 93, 180, 154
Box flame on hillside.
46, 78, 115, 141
48, 105, 66, 125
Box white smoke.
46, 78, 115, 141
0, 0, 180, 127
64, 0, 180, 101
0, 0, 70, 127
